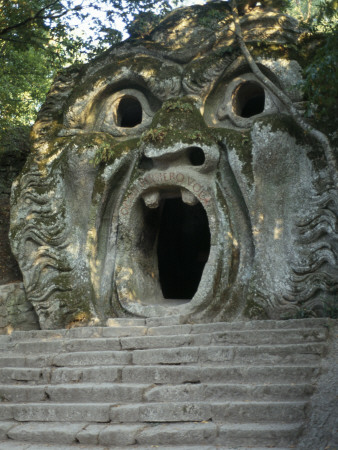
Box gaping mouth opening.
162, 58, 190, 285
138, 188, 211, 305
157, 197, 210, 301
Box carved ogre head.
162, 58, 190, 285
10, 3, 337, 329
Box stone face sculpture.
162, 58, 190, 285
10, 3, 337, 329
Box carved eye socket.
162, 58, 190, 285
116, 96, 143, 128
232, 81, 265, 118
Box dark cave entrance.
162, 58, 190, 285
157, 198, 210, 300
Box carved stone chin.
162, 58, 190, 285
9, 3, 337, 329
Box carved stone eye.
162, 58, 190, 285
232, 81, 265, 118
116, 96, 143, 128
92, 89, 155, 136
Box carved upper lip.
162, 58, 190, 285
142, 187, 198, 208
125, 169, 213, 212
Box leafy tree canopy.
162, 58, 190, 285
0, 0, 181, 132
0, 0, 337, 147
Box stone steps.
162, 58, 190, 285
0, 342, 327, 368
0, 400, 308, 423
0, 444, 295, 450
0, 363, 320, 385
0, 382, 314, 402
0, 421, 303, 447
5, 328, 328, 353
0, 318, 331, 448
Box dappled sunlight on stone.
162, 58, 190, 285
273, 219, 283, 240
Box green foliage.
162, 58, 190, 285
302, 29, 338, 121
0, 0, 182, 146
296, 1, 338, 124
126, 9, 169, 38
236, 0, 291, 15
91, 142, 112, 165
186, 130, 203, 141
164, 99, 194, 113
141, 125, 171, 144
198, 7, 230, 31
91, 137, 139, 165
0, 0, 85, 133
287, 0, 337, 24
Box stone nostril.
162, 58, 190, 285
188, 147, 205, 166
139, 155, 154, 170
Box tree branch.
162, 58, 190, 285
231, 0, 338, 187
0, 1, 64, 37
306, 0, 313, 23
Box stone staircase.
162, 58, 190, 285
0, 317, 332, 449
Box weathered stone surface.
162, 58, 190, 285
136, 422, 217, 445
218, 422, 303, 447
0, 283, 39, 335
7, 422, 86, 444
110, 402, 212, 423
121, 364, 319, 385
12, 404, 111, 422
45, 383, 145, 403
98, 424, 144, 446
7, 3, 337, 329
0, 421, 17, 439
52, 350, 132, 367
75, 423, 108, 445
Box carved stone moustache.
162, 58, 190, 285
10, 3, 338, 329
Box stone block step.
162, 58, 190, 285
7, 328, 328, 354
0, 442, 293, 450
108, 401, 307, 424
0, 382, 314, 403
216, 422, 303, 447
0, 420, 302, 447
0, 401, 307, 423
130, 343, 326, 366
136, 422, 302, 447
7, 318, 329, 343
147, 318, 329, 335
0, 342, 326, 368
141, 382, 314, 402
0, 364, 320, 385
120, 328, 328, 348
121, 364, 319, 385
8, 325, 146, 342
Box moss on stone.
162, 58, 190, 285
217, 128, 253, 185
243, 297, 268, 320
66, 54, 180, 110
255, 114, 329, 171
256, 114, 308, 143
141, 97, 215, 148
247, 42, 301, 63
63, 132, 118, 152
91, 136, 139, 166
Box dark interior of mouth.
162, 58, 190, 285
157, 198, 210, 300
